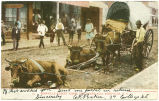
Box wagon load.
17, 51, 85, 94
105, 2, 151, 32
105, 2, 129, 33
105, 19, 128, 33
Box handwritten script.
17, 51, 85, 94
2, 87, 155, 100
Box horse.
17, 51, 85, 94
92, 30, 121, 73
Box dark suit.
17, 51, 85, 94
12, 27, 20, 50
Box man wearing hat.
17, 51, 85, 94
12, 21, 21, 50
85, 19, 94, 45
1, 20, 6, 45
37, 20, 48, 48
133, 20, 146, 71
50, 18, 56, 46
55, 18, 66, 46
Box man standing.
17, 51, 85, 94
85, 19, 94, 45
133, 20, 146, 71
12, 22, 20, 50
1, 20, 6, 45
69, 18, 76, 44
55, 19, 66, 46
50, 18, 56, 46
62, 14, 69, 34
37, 20, 48, 48
76, 17, 82, 42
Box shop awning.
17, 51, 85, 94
89, 1, 107, 8
60, 1, 89, 8
3, 4, 24, 8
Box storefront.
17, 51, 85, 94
2, 2, 27, 34
81, 1, 108, 32
2, 1, 108, 39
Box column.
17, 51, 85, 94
56, 1, 59, 22
27, 2, 33, 40
17, 8, 19, 20
99, 8, 103, 33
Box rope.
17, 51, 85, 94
21, 66, 103, 77
21, 53, 101, 77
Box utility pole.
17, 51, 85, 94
56, 1, 59, 22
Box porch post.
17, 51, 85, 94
56, 1, 59, 22
17, 8, 19, 20
27, 2, 33, 40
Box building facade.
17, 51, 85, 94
2, 1, 108, 39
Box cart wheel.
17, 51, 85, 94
143, 29, 153, 58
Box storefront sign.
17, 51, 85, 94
3, 4, 24, 8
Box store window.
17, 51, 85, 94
5, 8, 17, 27
4, 4, 27, 33
19, 5, 27, 32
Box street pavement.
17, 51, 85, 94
113, 62, 158, 89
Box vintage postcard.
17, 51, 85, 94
1, 0, 158, 100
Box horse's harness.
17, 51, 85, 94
94, 30, 122, 55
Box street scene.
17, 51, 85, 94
1, 1, 158, 89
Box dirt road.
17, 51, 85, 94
1, 28, 158, 89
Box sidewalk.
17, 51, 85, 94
1, 33, 85, 51
1, 37, 52, 51
1, 34, 71, 51
113, 62, 158, 89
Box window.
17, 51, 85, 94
5, 8, 17, 27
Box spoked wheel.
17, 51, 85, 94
143, 29, 153, 58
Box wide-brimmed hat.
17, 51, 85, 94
87, 19, 91, 22
136, 20, 142, 25
42, 20, 45, 24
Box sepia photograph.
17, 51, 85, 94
1, 0, 158, 100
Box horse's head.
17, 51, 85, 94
94, 34, 106, 53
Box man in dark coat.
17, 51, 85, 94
12, 22, 20, 50
50, 18, 56, 46
1, 20, 6, 45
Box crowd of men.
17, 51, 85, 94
33, 13, 97, 48
1, 13, 98, 50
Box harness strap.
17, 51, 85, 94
113, 30, 115, 39
29, 58, 45, 73
109, 36, 113, 44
